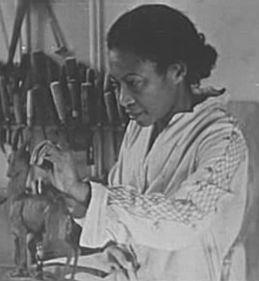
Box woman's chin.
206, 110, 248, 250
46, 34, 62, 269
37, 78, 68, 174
134, 117, 153, 127
129, 112, 153, 126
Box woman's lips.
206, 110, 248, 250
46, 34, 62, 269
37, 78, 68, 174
126, 111, 143, 120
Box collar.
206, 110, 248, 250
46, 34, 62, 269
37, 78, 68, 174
155, 87, 227, 132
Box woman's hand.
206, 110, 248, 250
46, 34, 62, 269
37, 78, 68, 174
30, 141, 90, 203
103, 243, 140, 280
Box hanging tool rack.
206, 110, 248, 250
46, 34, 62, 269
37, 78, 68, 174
0, 0, 128, 182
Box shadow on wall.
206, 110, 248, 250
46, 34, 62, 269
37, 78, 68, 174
227, 100, 259, 281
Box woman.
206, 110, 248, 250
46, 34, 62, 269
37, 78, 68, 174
32, 4, 248, 281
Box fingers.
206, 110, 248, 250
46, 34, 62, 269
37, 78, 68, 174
30, 140, 61, 166
128, 245, 140, 273
107, 246, 131, 271
39, 146, 60, 163
105, 244, 139, 280
30, 140, 50, 165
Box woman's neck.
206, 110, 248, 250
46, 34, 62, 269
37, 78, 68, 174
156, 83, 193, 131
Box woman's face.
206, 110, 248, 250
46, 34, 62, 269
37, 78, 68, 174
108, 49, 187, 126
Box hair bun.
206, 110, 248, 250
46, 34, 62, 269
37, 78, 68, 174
107, 4, 218, 85
199, 44, 217, 79
188, 41, 217, 85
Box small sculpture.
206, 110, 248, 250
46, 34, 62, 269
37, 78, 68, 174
6, 142, 81, 280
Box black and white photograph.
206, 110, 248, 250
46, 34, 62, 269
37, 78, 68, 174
0, 0, 259, 280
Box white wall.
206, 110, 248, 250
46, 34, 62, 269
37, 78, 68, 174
0, 0, 91, 63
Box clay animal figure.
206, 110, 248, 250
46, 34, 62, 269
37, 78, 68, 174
6, 142, 81, 280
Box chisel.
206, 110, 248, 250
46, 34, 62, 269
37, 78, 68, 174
0, 76, 10, 123
26, 88, 34, 127
93, 125, 103, 178
67, 79, 80, 119
86, 133, 97, 178
80, 68, 96, 124
86, 68, 97, 124
13, 90, 24, 124
65, 57, 78, 80
32, 51, 47, 86
65, 57, 80, 119
50, 81, 66, 124
80, 82, 90, 124
104, 73, 119, 124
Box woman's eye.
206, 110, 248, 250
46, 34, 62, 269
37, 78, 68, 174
126, 80, 143, 91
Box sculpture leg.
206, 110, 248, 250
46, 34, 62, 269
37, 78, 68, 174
34, 242, 44, 280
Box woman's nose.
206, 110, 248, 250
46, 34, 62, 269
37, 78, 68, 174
118, 85, 135, 107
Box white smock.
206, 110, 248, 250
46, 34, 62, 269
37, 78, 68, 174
76, 94, 248, 281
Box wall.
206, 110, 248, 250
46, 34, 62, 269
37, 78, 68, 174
0, 0, 91, 63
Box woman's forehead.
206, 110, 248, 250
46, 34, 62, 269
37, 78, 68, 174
107, 49, 156, 78
108, 50, 140, 68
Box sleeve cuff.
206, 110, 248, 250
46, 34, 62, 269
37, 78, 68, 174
79, 181, 110, 248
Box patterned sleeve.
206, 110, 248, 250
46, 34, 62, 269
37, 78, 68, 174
107, 128, 247, 228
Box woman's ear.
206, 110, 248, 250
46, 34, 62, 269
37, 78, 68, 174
167, 62, 187, 84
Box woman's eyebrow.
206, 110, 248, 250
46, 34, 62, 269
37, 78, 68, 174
122, 73, 144, 80
109, 73, 144, 82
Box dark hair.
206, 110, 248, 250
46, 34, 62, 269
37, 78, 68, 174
107, 4, 217, 85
